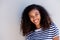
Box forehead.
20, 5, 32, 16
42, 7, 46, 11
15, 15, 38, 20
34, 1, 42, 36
28, 9, 40, 15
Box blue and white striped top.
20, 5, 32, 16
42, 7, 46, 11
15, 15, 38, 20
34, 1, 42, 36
26, 23, 59, 40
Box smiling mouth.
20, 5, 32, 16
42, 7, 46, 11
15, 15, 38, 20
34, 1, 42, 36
33, 19, 39, 23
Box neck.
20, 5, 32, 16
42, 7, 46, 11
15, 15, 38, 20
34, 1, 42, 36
36, 24, 41, 29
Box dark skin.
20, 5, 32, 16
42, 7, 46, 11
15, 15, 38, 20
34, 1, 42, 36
29, 9, 41, 29
29, 9, 59, 40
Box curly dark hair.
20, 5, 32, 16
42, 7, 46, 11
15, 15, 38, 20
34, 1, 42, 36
21, 4, 52, 36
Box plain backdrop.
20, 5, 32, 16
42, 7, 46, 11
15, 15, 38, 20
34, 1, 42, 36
0, 0, 60, 40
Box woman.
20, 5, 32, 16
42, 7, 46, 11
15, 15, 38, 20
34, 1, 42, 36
21, 4, 59, 40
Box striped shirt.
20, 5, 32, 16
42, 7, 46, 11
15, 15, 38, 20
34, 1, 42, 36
26, 23, 59, 40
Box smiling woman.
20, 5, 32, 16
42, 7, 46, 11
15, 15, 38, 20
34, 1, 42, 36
21, 4, 59, 40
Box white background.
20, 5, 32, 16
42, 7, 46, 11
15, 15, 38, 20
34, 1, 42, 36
0, 0, 60, 40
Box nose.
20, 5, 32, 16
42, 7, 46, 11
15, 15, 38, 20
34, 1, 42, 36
33, 16, 37, 20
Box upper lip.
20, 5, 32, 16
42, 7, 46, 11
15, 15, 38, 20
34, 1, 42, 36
33, 19, 38, 22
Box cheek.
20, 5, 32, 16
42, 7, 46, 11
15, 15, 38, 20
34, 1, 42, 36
30, 18, 34, 23
38, 14, 41, 20
38, 15, 41, 20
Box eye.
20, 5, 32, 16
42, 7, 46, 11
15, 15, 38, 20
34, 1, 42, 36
35, 12, 39, 16
30, 16, 33, 18
36, 13, 39, 15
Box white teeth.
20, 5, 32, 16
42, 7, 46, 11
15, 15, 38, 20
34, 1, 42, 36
35, 20, 37, 22
34, 20, 38, 23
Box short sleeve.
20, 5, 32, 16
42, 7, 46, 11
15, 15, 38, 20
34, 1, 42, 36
51, 23, 59, 38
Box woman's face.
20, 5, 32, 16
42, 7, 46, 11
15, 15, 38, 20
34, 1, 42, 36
29, 9, 41, 26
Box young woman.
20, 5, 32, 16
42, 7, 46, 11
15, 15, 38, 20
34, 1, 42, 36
21, 4, 59, 40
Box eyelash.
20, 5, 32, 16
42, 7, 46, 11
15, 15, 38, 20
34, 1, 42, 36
36, 14, 38, 16
29, 12, 39, 18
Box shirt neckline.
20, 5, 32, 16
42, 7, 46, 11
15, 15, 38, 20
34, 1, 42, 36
35, 28, 41, 32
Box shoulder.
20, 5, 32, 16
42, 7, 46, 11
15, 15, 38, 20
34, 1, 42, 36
44, 22, 58, 31
44, 22, 59, 34
48, 22, 59, 37
50, 22, 59, 30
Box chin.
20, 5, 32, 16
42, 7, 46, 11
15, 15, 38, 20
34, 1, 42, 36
35, 23, 39, 26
